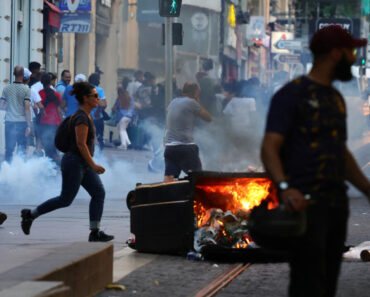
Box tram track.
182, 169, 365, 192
193, 263, 250, 297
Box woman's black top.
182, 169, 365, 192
68, 109, 95, 157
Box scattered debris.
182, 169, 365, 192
343, 241, 370, 261
106, 284, 126, 291
194, 208, 254, 252
187, 251, 204, 261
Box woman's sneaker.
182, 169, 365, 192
88, 230, 114, 242
21, 209, 34, 235
0, 212, 7, 225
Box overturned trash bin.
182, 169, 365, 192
127, 171, 289, 263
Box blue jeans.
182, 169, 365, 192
36, 153, 105, 229
94, 119, 104, 152
5, 121, 27, 162
38, 124, 58, 160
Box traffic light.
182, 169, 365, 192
236, 10, 250, 24
162, 23, 183, 45
361, 57, 366, 67
354, 46, 368, 66
159, 0, 182, 17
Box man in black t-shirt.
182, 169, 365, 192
261, 25, 370, 297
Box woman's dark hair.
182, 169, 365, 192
121, 77, 131, 90
71, 82, 95, 105
48, 72, 57, 81
41, 73, 60, 107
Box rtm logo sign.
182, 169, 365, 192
66, 0, 80, 11
59, 0, 91, 12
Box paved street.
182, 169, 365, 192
1, 147, 370, 296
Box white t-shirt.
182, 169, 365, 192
31, 82, 55, 94
30, 88, 42, 120
127, 81, 142, 99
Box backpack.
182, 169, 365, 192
54, 115, 74, 153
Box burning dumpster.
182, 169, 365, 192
127, 171, 288, 262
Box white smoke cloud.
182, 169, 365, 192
0, 152, 162, 205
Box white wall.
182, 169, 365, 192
0, 0, 12, 155
29, 0, 43, 64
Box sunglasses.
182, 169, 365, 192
88, 93, 99, 98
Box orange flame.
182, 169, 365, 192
195, 178, 276, 216
193, 178, 278, 248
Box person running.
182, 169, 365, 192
164, 82, 212, 182
21, 82, 114, 242
261, 25, 370, 297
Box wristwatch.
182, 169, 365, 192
277, 181, 289, 191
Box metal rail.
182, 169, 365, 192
193, 263, 250, 297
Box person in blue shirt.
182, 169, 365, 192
55, 70, 71, 97
62, 74, 87, 116
88, 73, 107, 152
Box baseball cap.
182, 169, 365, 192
310, 25, 367, 56
74, 73, 87, 82
23, 68, 31, 80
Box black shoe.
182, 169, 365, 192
21, 209, 34, 235
89, 230, 114, 242
0, 212, 7, 225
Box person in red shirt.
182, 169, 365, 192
38, 73, 63, 163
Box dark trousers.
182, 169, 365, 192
289, 196, 349, 297
38, 124, 58, 159
164, 144, 202, 177
36, 153, 105, 228
5, 121, 27, 163
94, 119, 104, 151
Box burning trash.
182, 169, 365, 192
194, 178, 278, 251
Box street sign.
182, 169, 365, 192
59, 0, 91, 11
274, 39, 302, 51
246, 16, 265, 39
271, 31, 293, 53
274, 54, 301, 64
59, 12, 91, 33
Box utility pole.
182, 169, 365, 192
288, 0, 293, 33
165, 16, 173, 108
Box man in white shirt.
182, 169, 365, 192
126, 70, 144, 100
